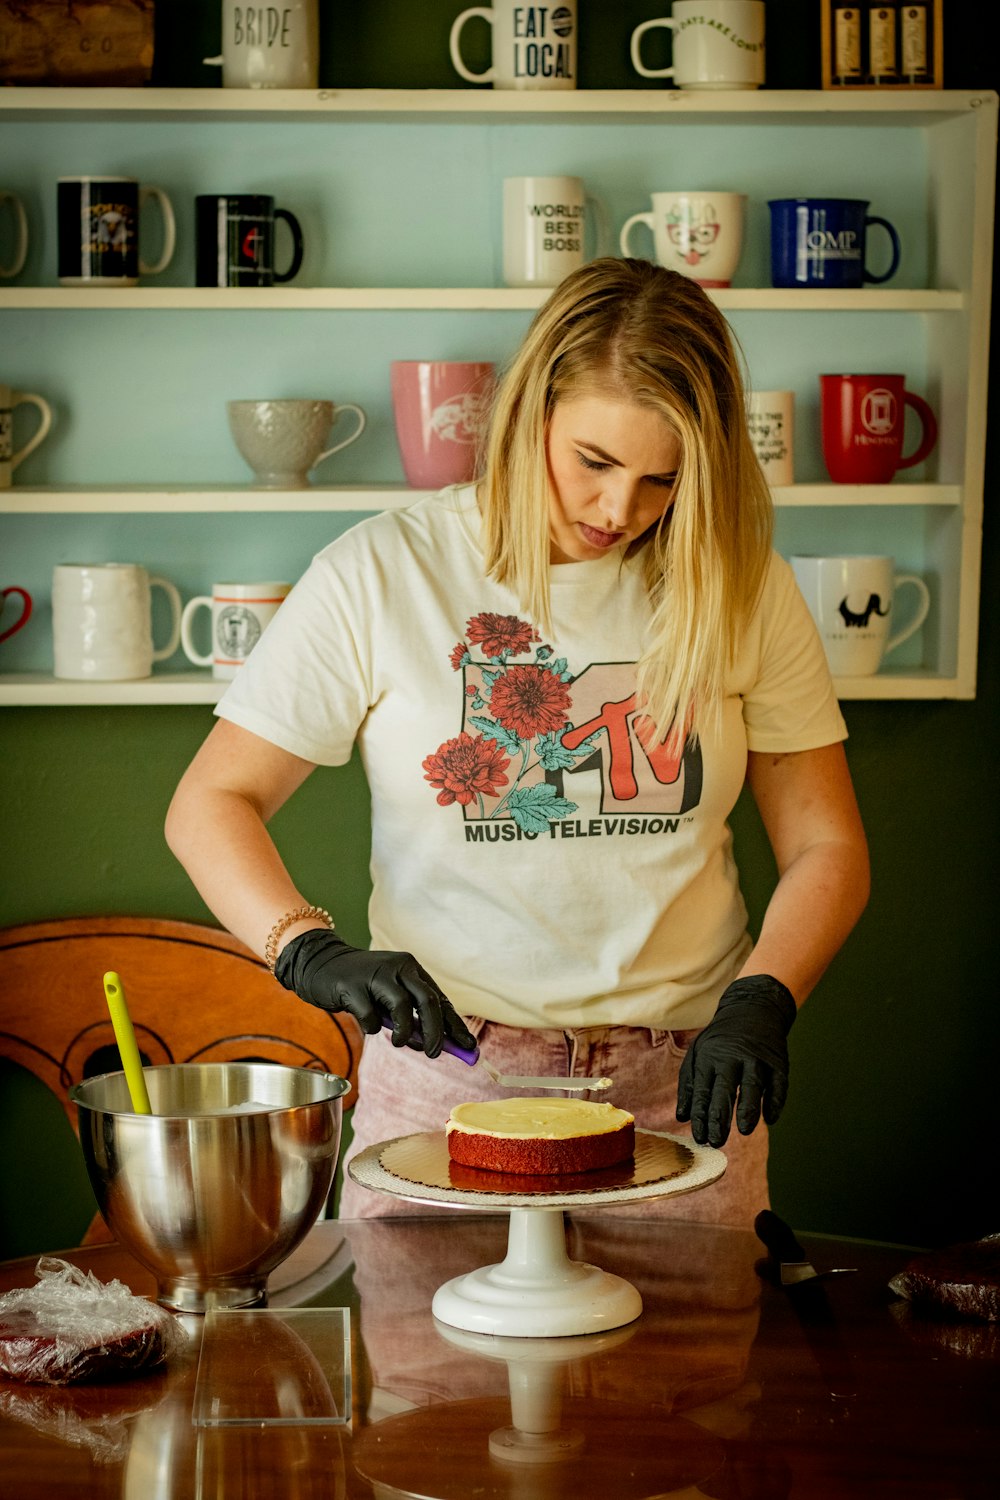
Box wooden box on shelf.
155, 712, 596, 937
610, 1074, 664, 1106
0, 0, 154, 87
821, 2, 943, 90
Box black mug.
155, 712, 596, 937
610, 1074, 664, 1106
195, 194, 304, 287
57, 176, 176, 286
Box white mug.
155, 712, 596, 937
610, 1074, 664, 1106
502, 175, 606, 287
1, 384, 53, 490
747, 390, 795, 486
790, 555, 930, 677
620, 191, 746, 288
181, 581, 291, 680
52, 563, 182, 681
0, 190, 28, 278
450, 0, 578, 90
205, 1, 320, 88
631, 1, 765, 89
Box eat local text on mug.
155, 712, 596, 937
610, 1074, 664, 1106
204, 1, 320, 88
502, 175, 605, 287
57, 177, 176, 286
450, 0, 577, 90
630, 1, 765, 89
196, 195, 305, 287
0, 190, 28, 278
52, 563, 182, 681
619, 191, 746, 288
1, 384, 53, 490
181, 581, 291, 680
769, 198, 901, 289
791, 554, 930, 677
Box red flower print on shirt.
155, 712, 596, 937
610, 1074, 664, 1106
450, 641, 469, 671
489, 664, 572, 740
422, 732, 511, 807
465, 612, 539, 659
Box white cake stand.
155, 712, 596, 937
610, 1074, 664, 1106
348, 1129, 726, 1338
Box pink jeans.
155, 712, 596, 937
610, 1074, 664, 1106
338, 1018, 770, 1229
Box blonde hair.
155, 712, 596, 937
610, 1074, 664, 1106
478, 257, 773, 747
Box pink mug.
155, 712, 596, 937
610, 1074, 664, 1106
390, 361, 495, 489
0, 585, 32, 643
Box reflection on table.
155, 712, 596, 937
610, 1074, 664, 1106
1, 1214, 998, 1498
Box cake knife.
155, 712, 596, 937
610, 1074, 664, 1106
381, 1020, 613, 1091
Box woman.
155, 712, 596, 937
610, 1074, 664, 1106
166, 258, 869, 1227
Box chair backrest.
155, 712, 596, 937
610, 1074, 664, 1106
0, 915, 362, 1131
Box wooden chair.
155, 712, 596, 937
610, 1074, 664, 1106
0, 916, 363, 1243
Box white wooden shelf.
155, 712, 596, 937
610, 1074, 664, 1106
0, 667, 964, 707
0, 86, 991, 123
0, 484, 963, 514
0, 286, 964, 312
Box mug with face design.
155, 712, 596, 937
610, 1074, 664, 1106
619, 191, 746, 288
450, 0, 578, 90
791, 554, 930, 676
57, 177, 176, 287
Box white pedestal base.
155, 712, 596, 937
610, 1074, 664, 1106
431, 1206, 643, 1338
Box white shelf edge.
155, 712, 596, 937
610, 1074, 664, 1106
0, 86, 994, 123
0, 287, 965, 312
0, 666, 973, 707
0, 483, 962, 514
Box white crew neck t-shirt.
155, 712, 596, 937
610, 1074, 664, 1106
217, 485, 846, 1031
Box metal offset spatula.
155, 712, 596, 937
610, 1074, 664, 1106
382, 1019, 612, 1092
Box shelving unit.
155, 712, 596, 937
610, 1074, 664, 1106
1, 86, 995, 705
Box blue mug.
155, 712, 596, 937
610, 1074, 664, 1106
769, 197, 901, 289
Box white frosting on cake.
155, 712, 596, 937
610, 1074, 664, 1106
447, 1097, 633, 1140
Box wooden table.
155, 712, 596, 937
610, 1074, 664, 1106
0, 1214, 996, 1498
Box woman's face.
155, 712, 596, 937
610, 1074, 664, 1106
545, 393, 681, 564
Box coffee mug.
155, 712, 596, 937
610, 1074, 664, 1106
0, 190, 28, 278
769, 198, 901, 289
391, 361, 495, 489
747, 390, 794, 486
52, 563, 182, 681
619, 191, 746, 288
57, 177, 176, 287
791, 554, 930, 676
181, 581, 291, 680
1, 586, 32, 644
820, 374, 937, 484
630, 1, 765, 88
450, 0, 577, 90
203, 0, 320, 88
227, 398, 367, 488
1, 384, 53, 490
502, 175, 606, 287
196, 195, 304, 287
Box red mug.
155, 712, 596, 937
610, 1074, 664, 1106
820, 374, 938, 484
0, 585, 32, 643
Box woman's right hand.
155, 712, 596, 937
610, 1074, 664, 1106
274, 929, 476, 1060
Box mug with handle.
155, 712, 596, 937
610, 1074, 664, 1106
630, 1, 766, 89
1, 384, 54, 489
619, 191, 746, 288
52, 563, 182, 681
181, 581, 291, 680
450, 0, 578, 90
820, 374, 937, 484
791, 554, 930, 676
502, 175, 608, 287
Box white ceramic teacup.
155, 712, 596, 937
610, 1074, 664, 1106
52, 563, 182, 681
227, 399, 367, 488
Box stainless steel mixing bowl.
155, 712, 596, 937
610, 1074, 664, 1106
70, 1062, 350, 1314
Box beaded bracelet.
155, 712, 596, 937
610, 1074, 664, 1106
264, 904, 333, 974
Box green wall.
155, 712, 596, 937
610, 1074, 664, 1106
2, 2, 997, 1256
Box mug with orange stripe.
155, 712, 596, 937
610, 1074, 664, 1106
181, 580, 291, 680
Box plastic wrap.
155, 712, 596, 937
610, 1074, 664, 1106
888, 1234, 1000, 1323
0, 1257, 184, 1385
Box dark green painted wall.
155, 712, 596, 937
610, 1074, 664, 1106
2, 2, 996, 1257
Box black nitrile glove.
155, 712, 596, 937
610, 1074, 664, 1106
275, 929, 476, 1060
676, 975, 797, 1148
